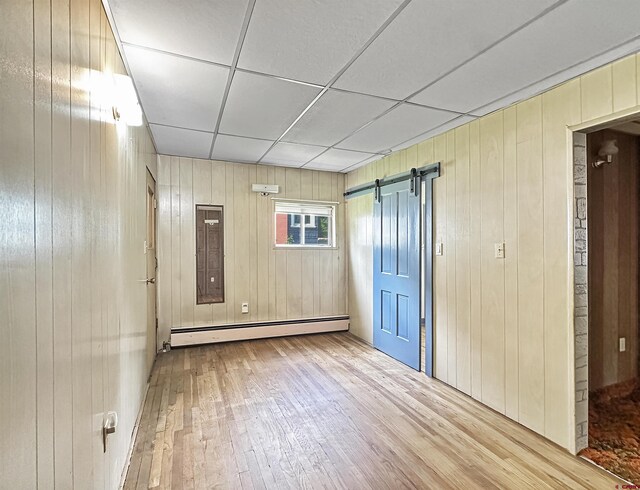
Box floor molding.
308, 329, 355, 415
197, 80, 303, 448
170, 316, 349, 347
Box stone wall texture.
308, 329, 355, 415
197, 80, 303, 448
574, 131, 588, 452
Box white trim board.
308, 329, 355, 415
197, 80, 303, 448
171, 317, 349, 347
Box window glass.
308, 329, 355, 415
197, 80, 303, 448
275, 201, 335, 248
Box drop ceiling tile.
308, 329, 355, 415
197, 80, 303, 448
469, 38, 640, 117
302, 162, 346, 172
212, 134, 274, 163
283, 90, 396, 147
150, 124, 213, 159
390, 115, 476, 151
334, 0, 556, 100
238, 0, 405, 85
219, 71, 322, 140
344, 154, 382, 172
410, 0, 640, 114
110, 0, 249, 64
337, 104, 458, 153
261, 142, 327, 167
307, 148, 376, 170
124, 45, 228, 131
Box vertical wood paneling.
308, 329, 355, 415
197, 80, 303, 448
225, 162, 237, 321
333, 174, 347, 314
267, 166, 277, 320
346, 51, 640, 453
1, 0, 157, 486
34, 0, 55, 485
88, 4, 105, 486
193, 159, 213, 325
516, 97, 545, 433
433, 134, 448, 381
468, 120, 482, 401
157, 160, 347, 332
503, 106, 519, 419
70, 0, 93, 485
179, 159, 194, 326
480, 112, 505, 413
157, 156, 172, 337
612, 56, 637, 111
233, 164, 251, 322
581, 65, 613, 122
542, 78, 581, 446
454, 126, 471, 395
248, 164, 258, 322
51, 1, 74, 485
256, 165, 270, 319
170, 157, 181, 328
446, 131, 458, 385
0, 0, 36, 487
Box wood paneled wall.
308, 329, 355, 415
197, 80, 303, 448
588, 129, 639, 390
346, 53, 640, 452
156, 156, 347, 343
0, 1, 157, 487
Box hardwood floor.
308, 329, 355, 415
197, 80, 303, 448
124, 332, 619, 489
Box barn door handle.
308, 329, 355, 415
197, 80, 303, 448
146, 277, 155, 284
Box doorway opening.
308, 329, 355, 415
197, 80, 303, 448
145, 170, 158, 378
573, 119, 640, 484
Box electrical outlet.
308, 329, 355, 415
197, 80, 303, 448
619, 337, 626, 352
495, 242, 505, 259
241, 302, 249, 314
435, 242, 443, 256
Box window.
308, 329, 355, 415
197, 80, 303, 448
196, 205, 224, 304
275, 201, 335, 247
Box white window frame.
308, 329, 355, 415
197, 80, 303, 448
274, 199, 337, 249
304, 215, 316, 228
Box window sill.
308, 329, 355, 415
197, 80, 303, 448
273, 245, 338, 251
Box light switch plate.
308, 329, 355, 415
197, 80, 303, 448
495, 242, 505, 259
435, 242, 443, 256
620, 337, 626, 352
241, 302, 249, 314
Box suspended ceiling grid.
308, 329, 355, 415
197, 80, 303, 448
105, 0, 640, 173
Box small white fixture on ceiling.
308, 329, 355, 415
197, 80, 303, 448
251, 184, 279, 196
592, 139, 619, 168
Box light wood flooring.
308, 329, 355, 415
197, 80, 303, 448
124, 332, 620, 489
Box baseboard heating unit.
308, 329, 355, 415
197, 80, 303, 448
170, 315, 350, 347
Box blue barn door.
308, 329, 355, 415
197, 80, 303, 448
373, 179, 421, 370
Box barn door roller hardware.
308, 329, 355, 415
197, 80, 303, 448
343, 162, 440, 200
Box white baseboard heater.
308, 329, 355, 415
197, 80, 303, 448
170, 315, 350, 347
